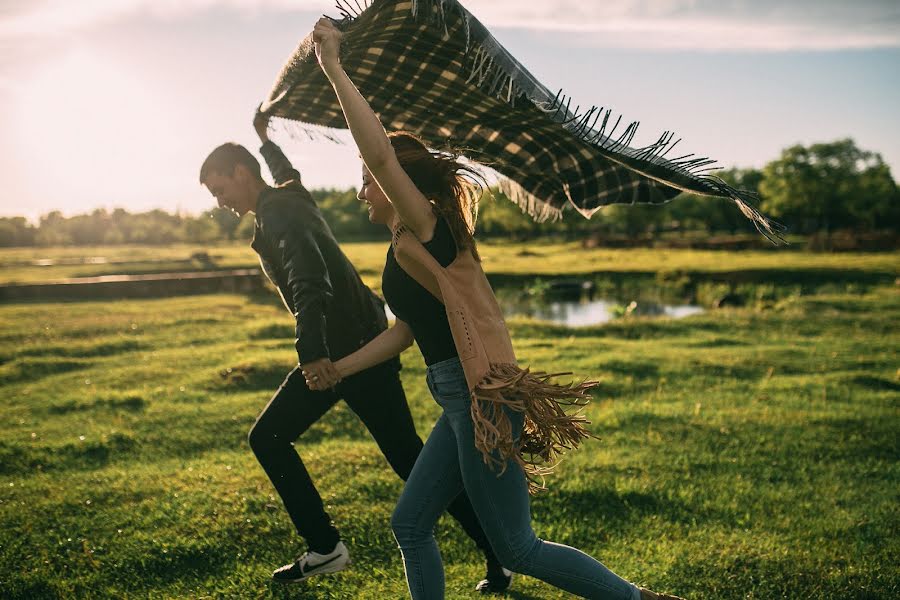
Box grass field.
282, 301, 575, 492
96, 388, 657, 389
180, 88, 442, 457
1, 244, 898, 599
2, 242, 897, 291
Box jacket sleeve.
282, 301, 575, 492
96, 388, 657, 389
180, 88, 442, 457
258, 197, 332, 363
260, 140, 303, 186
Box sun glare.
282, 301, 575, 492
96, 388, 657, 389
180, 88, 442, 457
12, 47, 179, 213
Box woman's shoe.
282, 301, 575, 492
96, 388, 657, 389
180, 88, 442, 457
475, 566, 513, 594
639, 587, 686, 600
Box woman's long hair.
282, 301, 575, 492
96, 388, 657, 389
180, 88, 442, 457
388, 132, 482, 261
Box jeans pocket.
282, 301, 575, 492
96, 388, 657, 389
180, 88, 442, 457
431, 375, 469, 400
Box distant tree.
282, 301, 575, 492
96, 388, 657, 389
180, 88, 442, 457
759, 139, 898, 233
847, 159, 900, 230
111, 208, 134, 241
182, 215, 222, 243
0, 217, 36, 247
235, 214, 256, 241
66, 209, 113, 245
311, 188, 386, 241
477, 190, 542, 238
718, 166, 764, 194
35, 211, 72, 246
8, 139, 895, 248
128, 210, 181, 244
204, 207, 242, 240
103, 225, 125, 244
598, 204, 660, 237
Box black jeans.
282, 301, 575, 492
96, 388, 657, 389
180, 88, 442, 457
247, 360, 499, 564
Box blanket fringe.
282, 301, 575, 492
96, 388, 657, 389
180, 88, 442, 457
496, 177, 563, 223
403, 0, 786, 242
277, 117, 349, 145
699, 176, 787, 244
334, 0, 370, 20
471, 363, 597, 494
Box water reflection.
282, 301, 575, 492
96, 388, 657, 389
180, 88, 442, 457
385, 292, 703, 327
499, 297, 704, 327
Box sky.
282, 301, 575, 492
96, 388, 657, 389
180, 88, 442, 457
1, 0, 898, 222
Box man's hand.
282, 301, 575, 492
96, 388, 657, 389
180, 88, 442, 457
254, 104, 270, 142
301, 357, 342, 391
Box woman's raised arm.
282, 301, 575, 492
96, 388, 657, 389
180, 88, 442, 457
313, 18, 436, 239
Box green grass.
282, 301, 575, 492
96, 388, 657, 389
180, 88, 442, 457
3, 241, 897, 291
1, 248, 898, 599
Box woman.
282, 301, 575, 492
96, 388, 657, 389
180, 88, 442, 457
305, 18, 684, 600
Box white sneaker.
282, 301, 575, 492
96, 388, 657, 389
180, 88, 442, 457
272, 541, 350, 583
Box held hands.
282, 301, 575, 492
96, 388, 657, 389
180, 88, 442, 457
301, 357, 342, 391
312, 17, 342, 74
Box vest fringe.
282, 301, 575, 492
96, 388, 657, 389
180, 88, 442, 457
470, 362, 598, 494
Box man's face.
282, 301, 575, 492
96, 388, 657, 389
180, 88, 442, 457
205, 170, 250, 216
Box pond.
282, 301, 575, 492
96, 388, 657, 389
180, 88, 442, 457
495, 295, 704, 327
385, 283, 704, 327
502, 299, 703, 327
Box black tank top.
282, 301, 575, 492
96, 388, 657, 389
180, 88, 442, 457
382, 216, 458, 366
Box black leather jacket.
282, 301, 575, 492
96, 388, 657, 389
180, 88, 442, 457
252, 141, 392, 367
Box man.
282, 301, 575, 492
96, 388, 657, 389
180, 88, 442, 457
196, 112, 512, 593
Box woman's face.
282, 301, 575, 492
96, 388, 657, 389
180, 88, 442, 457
357, 165, 393, 225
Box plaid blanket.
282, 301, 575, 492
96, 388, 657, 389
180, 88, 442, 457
260, 0, 782, 240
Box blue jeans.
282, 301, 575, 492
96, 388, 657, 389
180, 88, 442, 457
391, 357, 641, 599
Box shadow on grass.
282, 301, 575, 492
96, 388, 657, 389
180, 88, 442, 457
0, 433, 137, 475
664, 549, 893, 599
685, 361, 768, 381
1, 575, 60, 600
3, 405, 377, 477
112, 542, 239, 590
249, 323, 294, 339
601, 359, 662, 381
804, 417, 900, 461
212, 363, 291, 391
264, 577, 548, 600
537, 487, 669, 530
848, 375, 900, 393
1, 357, 89, 383
46, 394, 146, 415
11, 339, 147, 359
682, 337, 749, 348
590, 360, 664, 395
610, 410, 899, 480
245, 290, 292, 310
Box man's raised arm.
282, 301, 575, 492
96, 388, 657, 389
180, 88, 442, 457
254, 109, 303, 186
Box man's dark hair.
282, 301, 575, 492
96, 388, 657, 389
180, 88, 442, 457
199, 143, 262, 184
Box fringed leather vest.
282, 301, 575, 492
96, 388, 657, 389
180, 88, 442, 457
391, 223, 597, 493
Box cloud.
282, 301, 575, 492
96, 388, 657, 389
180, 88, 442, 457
1, 0, 898, 50
0, 0, 326, 38
467, 0, 900, 50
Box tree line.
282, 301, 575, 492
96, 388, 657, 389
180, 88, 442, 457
1, 138, 896, 248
